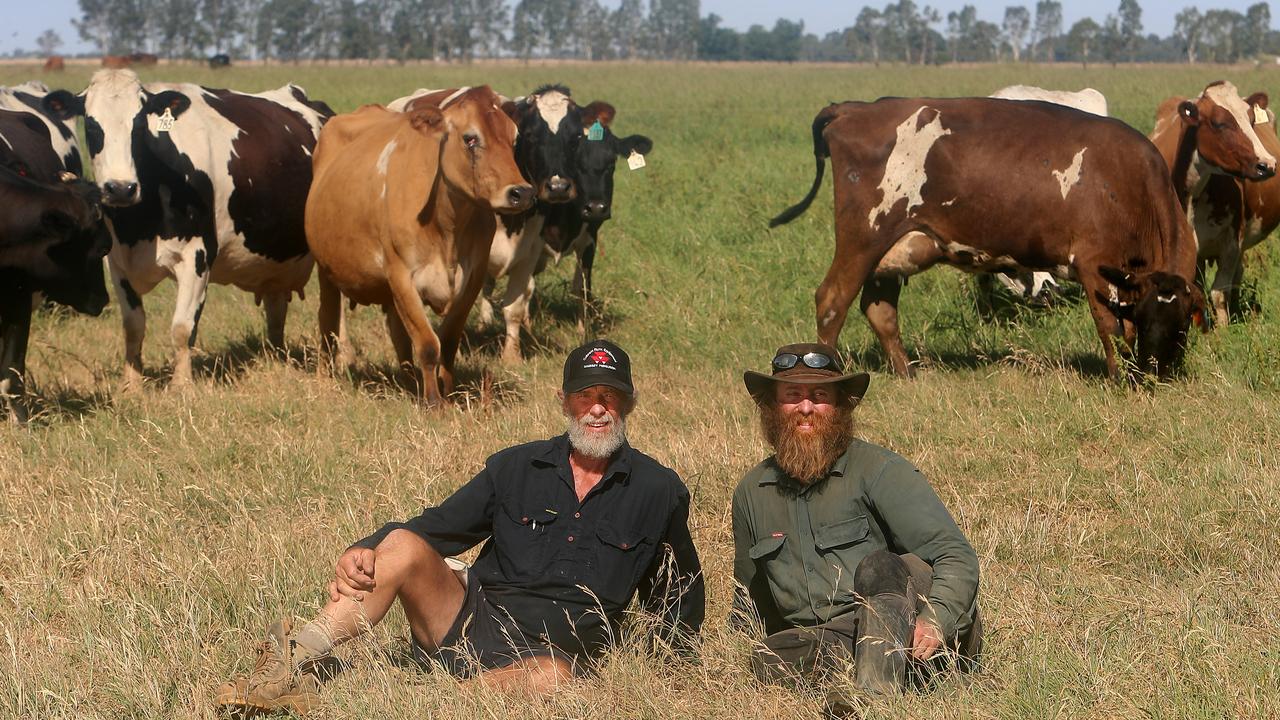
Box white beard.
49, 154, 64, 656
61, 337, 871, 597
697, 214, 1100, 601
566, 412, 627, 459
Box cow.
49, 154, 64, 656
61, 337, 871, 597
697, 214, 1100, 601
43, 56, 65, 72
1150, 81, 1279, 326
43, 69, 333, 390
982, 85, 1111, 306
208, 54, 231, 69
101, 55, 130, 69
0, 111, 111, 422
771, 97, 1209, 382
0, 81, 82, 175
128, 53, 159, 66
306, 87, 534, 405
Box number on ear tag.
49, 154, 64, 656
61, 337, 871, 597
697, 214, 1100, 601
157, 107, 176, 132
587, 120, 604, 141
627, 151, 646, 170
1254, 105, 1269, 125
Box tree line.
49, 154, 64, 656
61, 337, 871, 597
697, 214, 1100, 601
56, 0, 1278, 65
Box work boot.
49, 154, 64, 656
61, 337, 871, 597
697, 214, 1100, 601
853, 592, 915, 696
215, 619, 328, 716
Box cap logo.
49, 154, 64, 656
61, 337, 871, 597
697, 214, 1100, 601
584, 348, 617, 369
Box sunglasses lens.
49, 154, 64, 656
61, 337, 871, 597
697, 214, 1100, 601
801, 352, 833, 369
772, 353, 800, 370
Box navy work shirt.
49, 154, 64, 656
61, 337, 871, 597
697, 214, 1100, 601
354, 434, 705, 659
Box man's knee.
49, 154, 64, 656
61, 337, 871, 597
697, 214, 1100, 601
376, 529, 438, 564
853, 550, 912, 597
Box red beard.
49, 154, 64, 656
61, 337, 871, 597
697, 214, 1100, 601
759, 401, 855, 485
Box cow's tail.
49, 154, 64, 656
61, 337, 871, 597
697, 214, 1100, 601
769, 105, 839, 228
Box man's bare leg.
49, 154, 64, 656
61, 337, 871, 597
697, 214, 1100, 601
473, 655, 576, 695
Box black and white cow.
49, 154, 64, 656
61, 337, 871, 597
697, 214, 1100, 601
0, 110, 111, 422
44, 69, 332, 389
0, 80, 82, 175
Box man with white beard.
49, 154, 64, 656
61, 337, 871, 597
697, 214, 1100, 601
217, 340, 703, 716
732, 343, 981, 710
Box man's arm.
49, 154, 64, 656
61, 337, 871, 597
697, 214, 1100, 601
865, 458, 979, 642
350, 465, 498, 557
637, 486, 705, 655
730, 487, 784, 635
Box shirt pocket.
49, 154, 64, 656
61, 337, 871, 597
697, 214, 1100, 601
496, 500, 560, 580
749, 534, 786, 560
593, 524, 652, 608
814, 515, 870, 551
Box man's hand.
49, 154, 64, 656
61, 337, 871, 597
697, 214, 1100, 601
911, 619, 943, 661
329, 547, 377, 602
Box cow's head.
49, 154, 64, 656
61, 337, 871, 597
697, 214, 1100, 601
1098, 266, 1206, 381
1179, 81, 1277, 181
507, 85, 584, 204
572, 101, 652, 222
44, 70, 198, 208
430, 86, 533, 214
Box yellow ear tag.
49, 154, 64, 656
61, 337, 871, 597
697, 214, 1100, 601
157, 107, 176, 132
626, 151, 645, 170
1254, 105, 1269, 125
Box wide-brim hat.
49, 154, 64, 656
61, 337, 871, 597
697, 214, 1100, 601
743, 342, 870, 403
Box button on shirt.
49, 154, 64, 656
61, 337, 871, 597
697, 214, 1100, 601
354, 435, 705, 658
732, 439, 979, 640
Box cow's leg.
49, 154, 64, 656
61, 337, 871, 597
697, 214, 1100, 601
386, 267, 444, 405
1078, 271, 1125, 380
574, 239, 597, 337
1209, 240, 1243, 327
436, 248, 493, 398
815, 237, 889, 355
168, 247, 211, 389
1229, 255, 1251, 318
384, 308, 415, 392
860, 276, 911, 377
0, 292, 33, 423
317, 270, 347, 376
496, 261, 537, 365
263, 292, 290, 352
109, 259, 148, 393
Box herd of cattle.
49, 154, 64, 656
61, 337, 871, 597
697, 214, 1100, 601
1, 70, 1277, 422
0, 71, 650, 418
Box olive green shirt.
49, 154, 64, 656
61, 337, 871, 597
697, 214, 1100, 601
732, 438, 979, 640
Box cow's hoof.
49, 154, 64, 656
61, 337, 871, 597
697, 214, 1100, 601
500, 347, 522, 366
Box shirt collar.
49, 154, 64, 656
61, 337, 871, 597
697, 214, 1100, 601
758, 441, 856, 493
533, 433, 634, 484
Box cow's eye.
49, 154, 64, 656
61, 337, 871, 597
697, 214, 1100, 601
1211, 121, 1228, 130
464, 133, 480, 149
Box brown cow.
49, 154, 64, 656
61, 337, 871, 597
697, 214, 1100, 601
101, 55, 129, 69
1150, 82, 1279, 326
306, 87, 534, 405
772, 97, 1206, 381
128, 52, 159, 66
42, 56, 65, 72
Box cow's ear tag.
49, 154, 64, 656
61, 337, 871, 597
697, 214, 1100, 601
1254, 106, 1269, 125
157, 107, 176, 132
587, 120, 605, 141
627, 151, 646, 170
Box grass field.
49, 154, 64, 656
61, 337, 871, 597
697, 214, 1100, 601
2, 60, 1279, 719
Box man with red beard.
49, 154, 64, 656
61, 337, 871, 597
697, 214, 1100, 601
732, 343, 980, 704
216, 339, 703, 715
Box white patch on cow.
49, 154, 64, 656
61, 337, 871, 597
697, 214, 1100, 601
1052, 148, 1087, 199
439, 87, 472, 109
84, 69, 147, 189
1205, 82, 1276, 168
868, 107, 951, 230
1157, 294, 1177, 303
821, 309, 838, 326
877, 232, 933, 274
989, 85, 1109, 117
376, 138, 397, 177
941, 198, 956, 207
535, 90, 571, 133
0, 83, 80, 172
1108, 284, 1119, 303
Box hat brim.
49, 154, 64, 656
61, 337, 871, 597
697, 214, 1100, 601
563, 375, 635, 396
743, 370, 870, 404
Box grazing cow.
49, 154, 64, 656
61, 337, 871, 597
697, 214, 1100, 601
44, 69, 332, 389
306, 87, 534, 405
1150, 82, 1279, 326
0, 114, 110, 422
208, 54, 231, 69
0, 81, 82, 175
128, 53, 159, 66
984, 85, 1110, 304
43, 56, 65, 72
771, 97, 1207, 381
101, 55, 130, 69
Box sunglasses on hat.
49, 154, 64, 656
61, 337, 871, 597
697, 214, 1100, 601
772, 352, 835, 372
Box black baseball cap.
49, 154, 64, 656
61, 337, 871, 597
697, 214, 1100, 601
563, 339, 634, 395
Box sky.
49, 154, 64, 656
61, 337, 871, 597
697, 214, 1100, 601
1, 0, 1272, 55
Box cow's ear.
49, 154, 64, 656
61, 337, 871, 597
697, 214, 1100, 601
580, 101, 616, 128
1178, 100, 1200, 126
1186, 281, 1209, 332
1247, 92, 1269, 111
1098, 265, 1139, 291
615, 134, 653, 158
408, 105, 444, 132
42, 90, 84, 119
144, 91, 191, 118
501, 99, 520, 121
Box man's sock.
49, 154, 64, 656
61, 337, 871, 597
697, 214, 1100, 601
293, 618, 335, 660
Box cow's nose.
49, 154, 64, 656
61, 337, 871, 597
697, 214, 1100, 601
508, 184, 534, 209
103, 181, 138, 202
582, 201, 609, 219
548, 176, 570, 193
1256, 161, 1276, 179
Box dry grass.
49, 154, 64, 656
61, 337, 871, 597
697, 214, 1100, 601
2, 61, 1279, 719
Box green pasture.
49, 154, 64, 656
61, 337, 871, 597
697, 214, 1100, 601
1, 61, 1277, 719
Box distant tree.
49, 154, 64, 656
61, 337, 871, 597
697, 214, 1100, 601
1118, 0, 1143, 62
576, 0, 611, 59
510, 0, 540, 59
883, 0, 921, 63
36, 29, 64, 56
611, 0, 645, 58
1174, 7, 1203, 63
649, 0, 699, 59
972, 19, 1002, 60
1201, 9, 1243, 62
1066, 16, 1100, 67
201, 0, 241, 55
919, 5, 941, 64
1243, 3, 1271, 58
847, 7, 884, 65
1033, 0, 1062, 60
1100, 14, 1123, 66
1003, 6, 1030, 61
946, 4, 975, 62
698, 13, 740, 60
